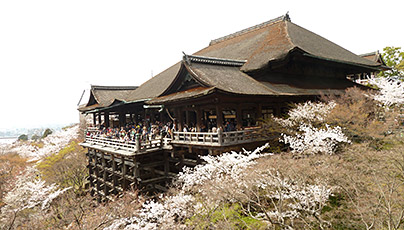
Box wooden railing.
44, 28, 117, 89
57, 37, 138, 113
171, 128, 261, 146
86, 127, 99, 132
83, 135, 164, 154
83, 128, 262, 153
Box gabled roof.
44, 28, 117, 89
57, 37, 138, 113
196, 14, 381, 72
360, 51, 390, 70
149, 87, 215, 104
88, 85, 138, 107
78, 85, 138, 112
82, 14, 384, 109
148, 54, 369, 104
124, 63, 182, 103
184, 55, 279, 95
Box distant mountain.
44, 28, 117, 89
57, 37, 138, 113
0, 123, 75, 138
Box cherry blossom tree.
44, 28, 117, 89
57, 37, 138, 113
105, 144, 333, 229
368, 76, 404, 107
274, 101, 350, 155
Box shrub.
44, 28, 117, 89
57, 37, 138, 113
42, 128, 53, 139
18, 134, 28, 141
322, 87, 399, 143
31, 134, 40, 141
30, 141, 44, 149
36, 140, 87, 193
0, 152, 28, 206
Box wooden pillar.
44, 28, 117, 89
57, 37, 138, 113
275, 103, 281, 116
104, 111, 110, 128
185, 110, 190, 127
101, 152, 108, 196
196, 109, 202, 131
236, 106, 242, 130
121, 156, 127, 190
132, 113, 137, 124
257, 103, 263, 124
177, 108, 184, 131
135, 133, 140, 153
218, 127, 223, 145
111, 154, 118, 194
159, 111, 163, 123
98, 112, 102, 126
150, 110, 155, 123
88, 150, 94, 194
94, 150, 101, 202
119, 111, 125, 127
133, 160, 140, 178
93, 113, 97, 126
216, 105, 223, 129
132, 161, 140, 190
164, 151, 169, 177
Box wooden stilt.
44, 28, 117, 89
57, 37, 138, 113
104, 111, 110, 128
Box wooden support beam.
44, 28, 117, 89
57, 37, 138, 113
140, 176, 167, 184
185, 110, 190, 127
164, 151, 169, 177
196, 108, 202, 131
177, 108, 184, 131
236, 106, 242, 130
133, 160, 140, 188
141, 161, 165, 168
94, 150, 101, 202
111, 154, 118, 194
104, 111, 110, 128
119, 111, 125, 128
92, 113, 96, 126
257, 104, 263, 123
98, 112, 102, 127
216, 105, 223, 129
121, 155, 127, 190
101, 152, 108, 196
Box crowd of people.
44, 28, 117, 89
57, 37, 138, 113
87, 121, 173, 142
86, 120, 239, 142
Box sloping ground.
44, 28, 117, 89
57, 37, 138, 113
5, 125, 79, 161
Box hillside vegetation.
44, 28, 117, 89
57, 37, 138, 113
0, 77, 403, 229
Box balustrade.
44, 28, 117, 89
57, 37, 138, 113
171, 128, 261, 146
84, 128, 261, 152
84, 135, 163, 154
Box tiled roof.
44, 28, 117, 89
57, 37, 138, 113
196, 13, 381, 72
184, 54, 246, 66
209, 14, 290, 45
80, 14, 383, 111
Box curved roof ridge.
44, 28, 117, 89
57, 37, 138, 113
360, 51, 379, 57
209, 14, 290, 46
91, 85, 138, 91
184, 53, 247, 66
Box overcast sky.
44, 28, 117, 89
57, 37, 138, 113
0, 0, 403, 130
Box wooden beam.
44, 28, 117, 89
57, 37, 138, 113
98, 112, 102, 126
104, 111, 110, 128
177, 108, 184, 131
93, 113, 96, 126
121, 155, 127, 190
196, 108, 202, 131
185, 110, 190, 127
111, 154, 118, 194
216, 105, 223, 129
236, 106, 242, 130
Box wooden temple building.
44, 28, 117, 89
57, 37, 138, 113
78, 14, 386, 200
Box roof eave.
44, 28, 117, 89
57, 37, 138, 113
302, 53, 382, 71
